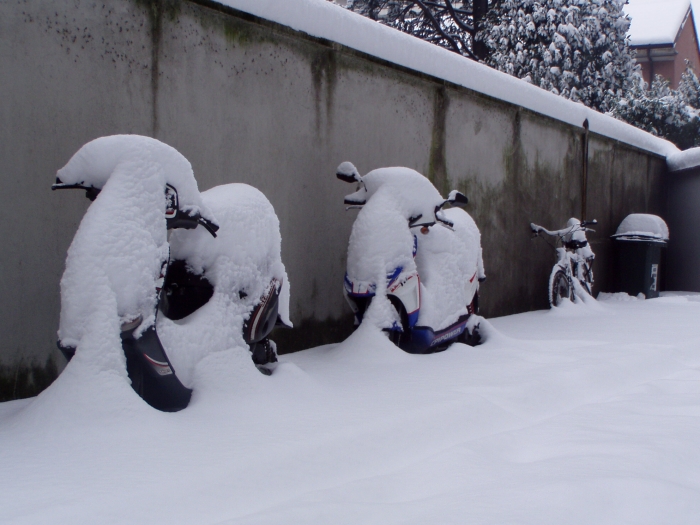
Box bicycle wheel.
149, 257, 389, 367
581, 261, 594, 296
549, 267, 572, 307
579, 277, 592, 296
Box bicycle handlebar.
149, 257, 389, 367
530, 223, 557, 236
530, 220, 597, 238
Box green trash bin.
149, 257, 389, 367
611, 214, 669, 299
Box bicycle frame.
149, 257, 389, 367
554, 247, 593, 295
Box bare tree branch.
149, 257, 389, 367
347, 0, 488, 60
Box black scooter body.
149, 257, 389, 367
121, 324, 192, 412
58, 321, 192, 412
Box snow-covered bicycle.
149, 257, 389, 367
530, 218, 597, 307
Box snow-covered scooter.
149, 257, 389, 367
337, 162, 485, 352
53, 137, 291, 412
158, 183, 292, 377
53, 136, 219, 412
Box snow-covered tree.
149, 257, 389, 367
614, 66, 700, 150
346, 1, 490, 59
479, 0, 639, 113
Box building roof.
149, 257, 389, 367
626, 0, 691, 46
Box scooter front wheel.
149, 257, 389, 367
549, 268, 572, 307
386, 296, 409, 349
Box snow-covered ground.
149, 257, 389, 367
1, 294, 700, 524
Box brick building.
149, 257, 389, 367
627, 0, 700, 88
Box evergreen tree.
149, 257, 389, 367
614, 66, 700, 150
480, 0, 639, 113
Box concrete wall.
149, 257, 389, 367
0, 0, 667, 395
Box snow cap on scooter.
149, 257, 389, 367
361, 167, 446, 227
54, 135, 217, 227
337, 163, 459, 227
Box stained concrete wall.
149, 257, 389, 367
0, 0, 666, 393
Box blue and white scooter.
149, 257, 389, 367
337, 162, 485, 353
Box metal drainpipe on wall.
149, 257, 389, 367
581, 118, 589, 221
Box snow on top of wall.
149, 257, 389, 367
626, 0, 690, 46
667, 147, 700, 171
215, 0, 679, 158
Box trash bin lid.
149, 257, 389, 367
611, 214, 669, 242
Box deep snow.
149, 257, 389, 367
1, 295, 700, 524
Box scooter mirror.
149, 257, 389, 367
164, 184, 218, 237
336, 161, 361, 184
337, 173, 358, 183
447, 190, 469, 208
165, 184, 179, 220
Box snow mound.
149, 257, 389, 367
5, 291, 700, 523
598, 292, 645, 302
612, 214, 669, 242
416, 207, 483, 329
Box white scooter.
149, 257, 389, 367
337, 162, 485, 352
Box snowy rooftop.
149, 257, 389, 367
216, 0, 679, 158
626, 0, 691, 46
